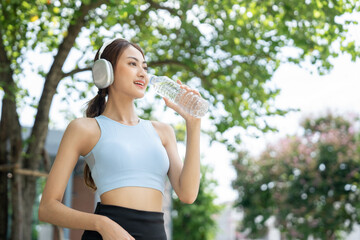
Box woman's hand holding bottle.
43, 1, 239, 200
162, 80, 203, 122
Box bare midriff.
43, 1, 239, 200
100, 187, 164, 212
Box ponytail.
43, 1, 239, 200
86, 89, 107, 118
83, 89, 107, 191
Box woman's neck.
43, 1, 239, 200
102, 96, 139, 124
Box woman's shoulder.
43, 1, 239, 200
64, 117, 100, 156
149, 120, 175, 145
149, 120, 173, 132
66, 117, 99, 136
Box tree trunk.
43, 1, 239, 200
19, 2, 105, 239
0, 166, 8, 239
9, 110, 23, 240
0, 102, 10, 240
1, 1, 105, 239
0, 1, 107, 238
0, 29, 23, 240
10, 174, 24, 240
0, 29, 10, 240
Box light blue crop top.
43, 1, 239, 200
84, 115, 170, 195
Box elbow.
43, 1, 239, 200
179, 193, 198, 204
181, 198, 196, 204
177, 183, 200, 204
38, 199, 52, 222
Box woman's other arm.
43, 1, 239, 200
155, 81, 202, 204
165, 119, 201, 204
38, 118, 134, 239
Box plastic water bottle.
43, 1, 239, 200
148, 74, 209, 118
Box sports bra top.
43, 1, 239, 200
83, 115, 170, 196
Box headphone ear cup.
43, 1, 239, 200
92, 59, 114, 89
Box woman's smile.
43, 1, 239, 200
134, 80, 145, 88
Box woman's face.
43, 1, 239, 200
111, 45, 148, 99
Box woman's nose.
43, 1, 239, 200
138, 67, 146, 77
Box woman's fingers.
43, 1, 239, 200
163, 97, 180, 111
177, 80, 201, 96
162, 79, 203, 119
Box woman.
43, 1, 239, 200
38, 38, 201, 240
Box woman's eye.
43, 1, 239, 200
143, 67, 148, 71
130, 62, 137, 66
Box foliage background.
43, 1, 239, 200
232, 113, 360, 239
172, 165, 223, 240
1, 0, 360, 239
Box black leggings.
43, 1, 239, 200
81, 202, 167, 240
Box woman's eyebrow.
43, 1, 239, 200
127, 56, 147, 64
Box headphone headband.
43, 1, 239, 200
98, 38, 118, 60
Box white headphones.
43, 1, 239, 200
92, 38, 117, 89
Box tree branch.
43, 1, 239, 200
62, 66, 92, 78
0, 164, 48, 178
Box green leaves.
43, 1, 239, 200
1, 0, 359, 157
232, 113, 360, 239
172, 165, 223, 240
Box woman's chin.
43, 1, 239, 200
134, 93, 145, 99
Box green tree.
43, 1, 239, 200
0, 0, 359, 239
172, 165, 223, 240
232, 113, 360, 239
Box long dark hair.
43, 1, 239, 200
84, 38, 145, 190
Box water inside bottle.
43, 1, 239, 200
149, 74, 209, 117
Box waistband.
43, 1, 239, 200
83, 203, 167, 240
95, 202, 164, 218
